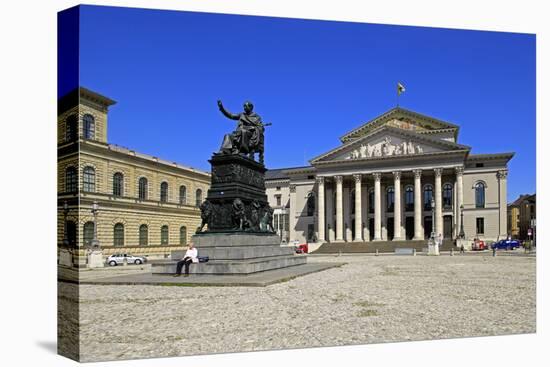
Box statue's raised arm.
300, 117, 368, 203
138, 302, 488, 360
217, 100, 240, 120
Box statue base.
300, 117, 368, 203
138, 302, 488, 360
87, 250, 105, 268
201, 153, 272, 233
427, 239, 440, 256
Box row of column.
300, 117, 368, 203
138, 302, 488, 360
316, 167, 465, 242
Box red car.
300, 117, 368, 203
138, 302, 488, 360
295, 244, 308, 254
471, 239, 486, 251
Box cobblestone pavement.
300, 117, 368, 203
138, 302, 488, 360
58, 254, 536, 362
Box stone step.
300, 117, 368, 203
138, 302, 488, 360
153, 254, 307, 275
314, 240, 457, 254
172, 245, 295, 261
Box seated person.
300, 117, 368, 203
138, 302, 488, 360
174, 242, 198, 277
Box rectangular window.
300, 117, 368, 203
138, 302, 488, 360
476, 217, 485, 234
476, 163, 484, 168
276, 195, 281, 207
276, 186, 281, 191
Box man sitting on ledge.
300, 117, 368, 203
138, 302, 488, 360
174, 242, 198, 277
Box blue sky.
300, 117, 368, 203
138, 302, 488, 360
75, 5, 535, 202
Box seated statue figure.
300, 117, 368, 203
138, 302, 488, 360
217, 100, 267, 164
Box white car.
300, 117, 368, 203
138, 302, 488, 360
107, 253, 147, 266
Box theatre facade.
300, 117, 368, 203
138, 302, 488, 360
265, 108, 513, 250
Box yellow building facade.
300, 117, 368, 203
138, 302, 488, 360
57, 88, 210, 260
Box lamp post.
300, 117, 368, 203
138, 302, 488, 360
62, 201, 69, 247
459, 204, 465, 239
91, 200, 100, 249
430, 197, 435, 241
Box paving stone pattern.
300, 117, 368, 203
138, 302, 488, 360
58, 254, 536, 362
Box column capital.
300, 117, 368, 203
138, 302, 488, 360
454, 166, 464, 176
413, 169, 422, 179
434, 168, 443, 178
289, 184, 296, 193
334, 175, 343, 184
392, 171, 402, 180
497, 170, 508, 180
316, 176, 325, 185
372, 172, 381, 182
353, 174, 362, 184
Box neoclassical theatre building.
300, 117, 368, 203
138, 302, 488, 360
265, 108, 513, 250
57, 88, 210, 258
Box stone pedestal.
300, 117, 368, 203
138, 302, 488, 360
87, 250, 105, 268
427, 238, 440, 256
58, 248, 73, 267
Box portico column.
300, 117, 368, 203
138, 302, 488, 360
434, 168, 443, 237
455, 166, 464, 238
497, 170, 508, 239
316, 177, 325, 243
413, 169, 423, 240
373, 173, 382, 241
392, 171, 402, 240
353, 174, 363, 242
289, 184, 297, 242
335, 175, 344, 241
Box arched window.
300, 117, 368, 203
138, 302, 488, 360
113, 172, 123, 197
66, 220, 77, 247
195, 189, 203, 207
161, 225, 169, 245
387, 187, 395, 212
82, 166, 95, 192
443, 183, 453, 208
405, 185, 414, 211
306, 192, 316, 216
160, 182, 168, 203
139, 224, 148, 246
83, 114, 95, 139
368, 188, 374, 213
424, 185, 433, 211
180, 226, 187, 245
65, 166, 77, 193
475, 182, 485, 208
65, 114, 78, 142
138, 177, 148, 200
113, 223, 124, 247
179, 185, 187, 205
83, 221, 94, 246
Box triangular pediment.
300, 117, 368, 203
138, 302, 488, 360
310, 125, 469, 164
340, 107, 459, 143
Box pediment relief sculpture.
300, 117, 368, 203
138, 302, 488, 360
346, 136, 424, 160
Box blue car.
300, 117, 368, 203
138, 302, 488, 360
491, 239, 521, 250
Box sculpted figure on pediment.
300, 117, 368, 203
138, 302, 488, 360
408, 141, 415, 154
416, 145, 423, 154
367, 143, 374, 157
395, 144, 402, 155
359, 144, 367, 158
402, 141, 408, 155
374, 145, 382, 157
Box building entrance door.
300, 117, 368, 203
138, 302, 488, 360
405, 217, 414, 240
443, 215, 453, 239
387, 218, 394, 241
424, 216, 433, 239
369, 218, 374, 241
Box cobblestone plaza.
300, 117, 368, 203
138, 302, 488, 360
58, 252, 536, 362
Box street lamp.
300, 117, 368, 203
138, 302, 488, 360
62, 201, 69, 247
459, 204, 465, 239
430, 197, 435, 240
90, 200, 100, 249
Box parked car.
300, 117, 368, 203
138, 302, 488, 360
491, 239, 521, 250
107, 253, 147, 266
471, 239, 486, 251
295, 243, 308, 254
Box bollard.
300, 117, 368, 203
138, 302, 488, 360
450, 248, 454, 256
413, 249, 416, 256
123, 257, 128, 266
492, 247, 497, 257
375, 249, 379, 256
338, 250, 342, 257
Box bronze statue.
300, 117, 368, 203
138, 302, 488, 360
196, 201, 213, 233
260, 206, 274, 232
231, 198, 246, 230
217, 100, 270, 164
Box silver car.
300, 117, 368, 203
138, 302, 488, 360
107, 253, 147, 266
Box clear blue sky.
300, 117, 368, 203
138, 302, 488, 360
75, 5, 535, 203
